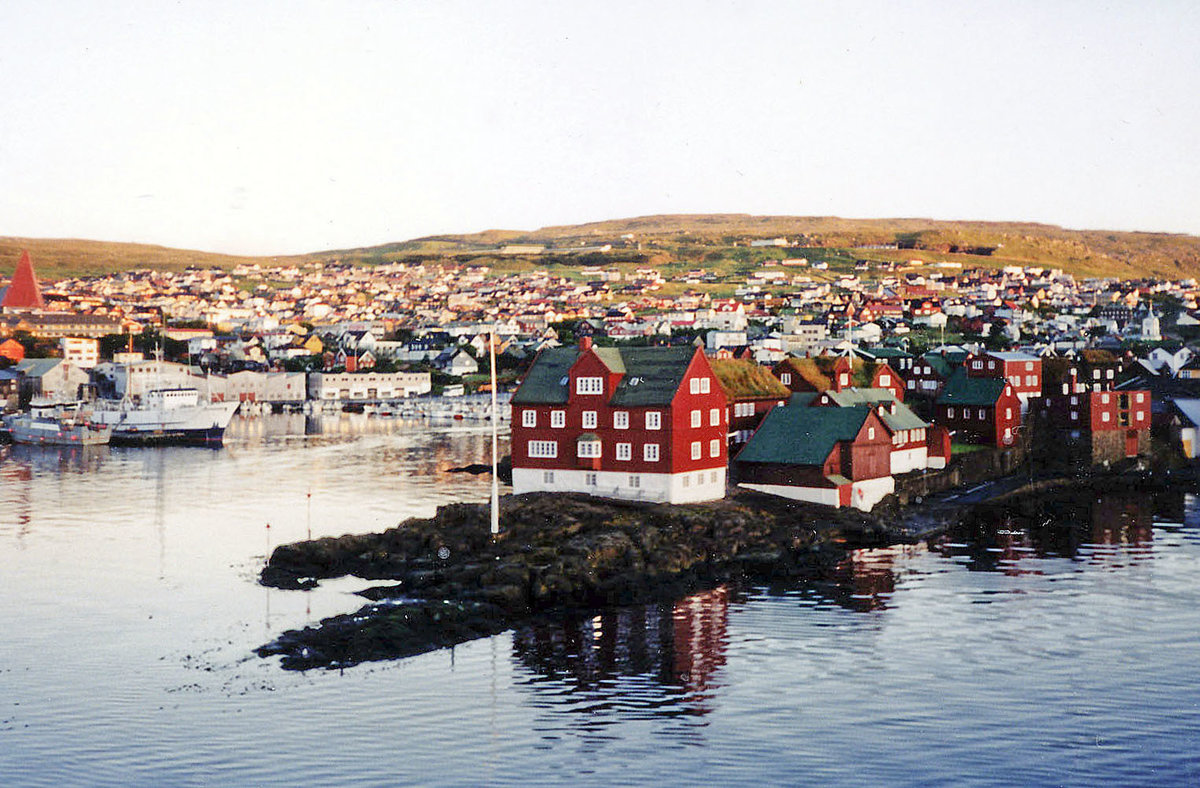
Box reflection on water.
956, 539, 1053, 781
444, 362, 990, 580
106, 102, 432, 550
3, 420, 1200, 787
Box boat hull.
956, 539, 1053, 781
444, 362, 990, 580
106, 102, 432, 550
109, 425, 227, 447
6, 419, 113, 446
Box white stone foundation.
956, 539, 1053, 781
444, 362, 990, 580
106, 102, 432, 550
512, 467, 726, 504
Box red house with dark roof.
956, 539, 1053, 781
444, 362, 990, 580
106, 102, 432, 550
510, 339, 729, 503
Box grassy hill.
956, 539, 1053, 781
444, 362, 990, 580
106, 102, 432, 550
5, 215, 1200, 282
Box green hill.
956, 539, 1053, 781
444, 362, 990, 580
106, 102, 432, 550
5, 215, 1200, 282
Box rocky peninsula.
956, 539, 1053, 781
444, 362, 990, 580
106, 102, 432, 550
256, 469, 1184, 671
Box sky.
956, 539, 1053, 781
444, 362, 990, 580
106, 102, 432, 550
2, 1, 1198, 256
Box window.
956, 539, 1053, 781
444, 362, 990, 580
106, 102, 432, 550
1071, 411, 1078, 421
1137, 411, 1144, 421
585, 472, 597, 486
645, 411, 661, 430
710, 408, 720, 426
690, 377, 712, 395
690, 377, 700, 394
780, 373, 792, 385
528, 440, 558, 458
682, 475, 690, 488
710, 471, 718, 483
973, 361, 983, 370
543, 471, 555, 484
582, 410, 597, 429
644, 443, 660, 462
576, 377, 603, 395
700, 377, 710, 394
1102, 412, 1111, 423
1070, 396, 1078, 405
577, 439, 601, 458
629, 475, 640, 488
948, 407, 955, 418
616, 442, 632, 461
907, 379, 915, 390
880, 374, 890, 386
710, 439, 721, 458
1136, 393, 1145, 403
1026, 361, 1034, 371
691, 441, 702, 460
978, 409, 986, 420
868, 427, 875, 440
1101, 393, 1109, 404
551, 410, 565, 428
839, 373, 849, 387
613, 410, 629, 429
521, 409, 537, 428
691, 409, 702, 428
1006, 408, 1012, 420
1093, 369, 1101, 380
1107, 369, 1114, 379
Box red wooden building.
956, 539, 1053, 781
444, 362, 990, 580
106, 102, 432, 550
708, 357, 789, 450
935, 370, 1022, 446
1037, 356, 1151, 464
772, 355, 905, 401
965, 351, 1042, 409
733, 401, 895, 511
510, 339, 729, 503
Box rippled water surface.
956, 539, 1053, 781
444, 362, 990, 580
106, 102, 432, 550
2, 414, 1199, 786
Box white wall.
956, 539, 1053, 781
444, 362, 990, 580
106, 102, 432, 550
737, 482, 841, 507
513, 467, 725, 504
890, 446, 929, 475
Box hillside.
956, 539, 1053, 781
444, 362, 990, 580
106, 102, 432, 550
5, 215, 1200, 282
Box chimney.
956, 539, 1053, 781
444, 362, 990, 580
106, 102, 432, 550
579, 336, 593, 351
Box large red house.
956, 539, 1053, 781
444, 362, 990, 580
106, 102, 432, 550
510, 339, 729, 503
1037, 356, 1151, 464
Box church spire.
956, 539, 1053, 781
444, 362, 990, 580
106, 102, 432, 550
1, 250, 46, 310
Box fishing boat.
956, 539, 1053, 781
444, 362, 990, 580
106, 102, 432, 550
3, 401, 113, 446
91, 387, 241, 446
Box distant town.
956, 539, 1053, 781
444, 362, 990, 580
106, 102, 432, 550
4, 237, 1200, 510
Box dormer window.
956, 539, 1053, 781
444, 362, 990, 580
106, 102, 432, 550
576, 376, 603, 395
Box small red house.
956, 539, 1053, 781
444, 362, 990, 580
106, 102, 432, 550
733, 402, 895, 511
965, 351, 1042, 409
935, 370, 1022, 446
708, 357, 790, 449
510, 339, 729, 503
0, 338, 25, 362
772, 355, 905, 401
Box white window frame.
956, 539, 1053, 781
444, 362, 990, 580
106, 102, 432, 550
616, 442, 632, 461
551, 410, 565, 428
710, 438, 721, 458
613, 410, 629, 430
700, 377, 710, 394
645, 411, 661, 430
577, 439, 602, 458
585, 472, 597, 486
521, 409, 537, 428
582, 410, 597, 429
528, 440, 558, 458
576, 376, 603, 395
710, 408, 720, 426
691, 441, 702, 460
1102, 411, 1111, 423
780, 372, 792, 385
644, 443, 660, 462
691, 409, 701, 428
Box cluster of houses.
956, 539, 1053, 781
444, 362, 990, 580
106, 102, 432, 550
509, 339, 1155, 512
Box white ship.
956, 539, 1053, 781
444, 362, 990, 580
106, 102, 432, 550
92, 387, 241, 446
3, 401, 113, 446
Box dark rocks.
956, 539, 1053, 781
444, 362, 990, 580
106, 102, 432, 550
256, 490, 899, 670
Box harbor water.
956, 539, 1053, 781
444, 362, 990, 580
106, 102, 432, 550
2, 414, 1199, 786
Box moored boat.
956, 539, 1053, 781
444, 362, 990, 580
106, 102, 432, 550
3, 401, 113, 446
91, 387, 241, 446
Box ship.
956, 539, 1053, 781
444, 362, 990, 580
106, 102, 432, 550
2, 401, 113, 446
91, 387, 241, 446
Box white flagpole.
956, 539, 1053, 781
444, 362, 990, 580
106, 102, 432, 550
489, 327, 500, 536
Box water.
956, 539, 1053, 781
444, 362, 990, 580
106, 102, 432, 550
2, 414, 1199, 786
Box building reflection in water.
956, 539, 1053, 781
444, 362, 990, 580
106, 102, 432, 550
935, 491, 1161, 574
511, 586, 730, 721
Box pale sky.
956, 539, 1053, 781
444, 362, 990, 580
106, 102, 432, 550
2, 1, 1198, 256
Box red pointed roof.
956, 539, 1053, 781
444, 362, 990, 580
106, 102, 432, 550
2, 251, 45, 310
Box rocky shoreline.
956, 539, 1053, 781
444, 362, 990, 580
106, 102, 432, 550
255, 471, 1182, 671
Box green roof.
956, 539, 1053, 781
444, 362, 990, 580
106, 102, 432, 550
936, 369, 1008, 406
736, 403, 871, 466
511, 346, 579, 404
710, 358, 790, 400
511, 345, 698, 407
820, 388, 928, 431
